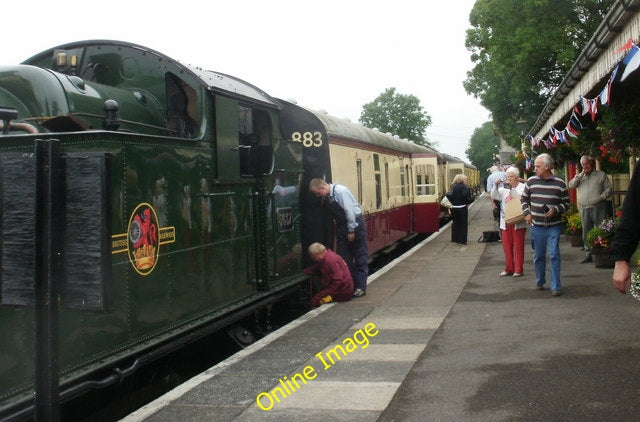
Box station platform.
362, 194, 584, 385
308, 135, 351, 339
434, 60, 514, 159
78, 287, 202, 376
122, 195, 640, 421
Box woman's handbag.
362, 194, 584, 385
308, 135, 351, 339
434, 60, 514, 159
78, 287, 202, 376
478, 230, 501, 242
440, 195, 453, 209
504, 195, 525, 225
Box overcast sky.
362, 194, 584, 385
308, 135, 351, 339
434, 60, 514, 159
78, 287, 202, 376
3, 0, 489, 161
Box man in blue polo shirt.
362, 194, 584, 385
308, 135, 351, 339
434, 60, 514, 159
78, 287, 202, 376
486, 165, 507, 222
309, 178, 368, 297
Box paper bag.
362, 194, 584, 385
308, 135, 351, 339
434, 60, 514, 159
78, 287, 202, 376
504, 195, 525, 225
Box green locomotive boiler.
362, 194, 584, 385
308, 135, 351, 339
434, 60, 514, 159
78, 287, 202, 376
0, 40, 315, 419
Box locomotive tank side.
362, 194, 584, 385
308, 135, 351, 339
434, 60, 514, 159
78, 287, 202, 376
0, 40, 306, 420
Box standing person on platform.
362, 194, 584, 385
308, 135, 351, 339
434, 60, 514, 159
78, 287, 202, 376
568, 155, 612, 263
486, 165, 507, 223
491, 166, 527, 277
612, 160, 640, 294
309, 178, 368, 297
303, 243, 354, 308
450, 174, 471, 245
521, 153, 570, 296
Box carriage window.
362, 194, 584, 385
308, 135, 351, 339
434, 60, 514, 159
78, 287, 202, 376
239, 106, 273, 176
400, 164, 406, 197
384, 162, 390, 201
415, 164, 436, 196
356, 159, 363, 204
448, 169, 458, 187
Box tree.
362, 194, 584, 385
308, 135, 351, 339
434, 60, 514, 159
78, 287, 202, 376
465, 121, 498, 181
463, 0, 613, 148
360, 88, 433, 147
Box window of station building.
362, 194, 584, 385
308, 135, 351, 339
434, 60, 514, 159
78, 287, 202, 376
356, 159, 363, 204
239, 106, 273, 176
166, 73, 198, 138
373, 154, 382, 209
415, 164, 436, 196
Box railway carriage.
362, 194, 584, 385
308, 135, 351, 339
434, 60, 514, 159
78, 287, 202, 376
442, 153, 465, 188
409, 150, 445, 233
439, 154, 479, 198
464, 162, 480, 197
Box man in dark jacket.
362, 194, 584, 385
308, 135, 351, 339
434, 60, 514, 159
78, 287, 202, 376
612, 160, 640, 294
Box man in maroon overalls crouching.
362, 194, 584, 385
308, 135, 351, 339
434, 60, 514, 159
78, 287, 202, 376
304, 243, 355, 308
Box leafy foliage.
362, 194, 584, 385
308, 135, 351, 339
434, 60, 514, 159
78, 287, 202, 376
569, 100, 639, 172
586, 218, 616, 251
465, 121, 499, 176
563, 213, 582, 236
359, 88, 433, 147
464, 0, 613, 148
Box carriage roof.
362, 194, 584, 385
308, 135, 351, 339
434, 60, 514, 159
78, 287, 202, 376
306, 108, 442, 158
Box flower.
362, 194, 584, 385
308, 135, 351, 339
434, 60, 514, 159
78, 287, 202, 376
598, 140, 623, 164
585, 218, 616, 252
564, 213, 582, 235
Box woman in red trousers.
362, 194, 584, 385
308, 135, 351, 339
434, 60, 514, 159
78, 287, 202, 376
491, 166, 527, 277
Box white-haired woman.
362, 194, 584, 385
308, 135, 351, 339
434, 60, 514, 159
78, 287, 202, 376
491, 166, 527, 277
449, 174, 471, 245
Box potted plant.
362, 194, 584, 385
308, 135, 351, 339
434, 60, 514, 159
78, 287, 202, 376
585, 218, 616, 268
563, 212, 583, 247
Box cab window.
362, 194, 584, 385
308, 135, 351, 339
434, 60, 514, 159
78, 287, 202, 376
239, 106, 273, 176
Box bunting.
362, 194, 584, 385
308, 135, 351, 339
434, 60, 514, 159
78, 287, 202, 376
621, 44, 640, 82
599, 63, 618, 106
614, 38, 635, 54
574, 96, 590, 116
588, 97, 599, 121
528, 39, 640, 154
566, 121, 580, 138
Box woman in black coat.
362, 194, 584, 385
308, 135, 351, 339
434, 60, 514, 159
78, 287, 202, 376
449, 174, 472, 245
